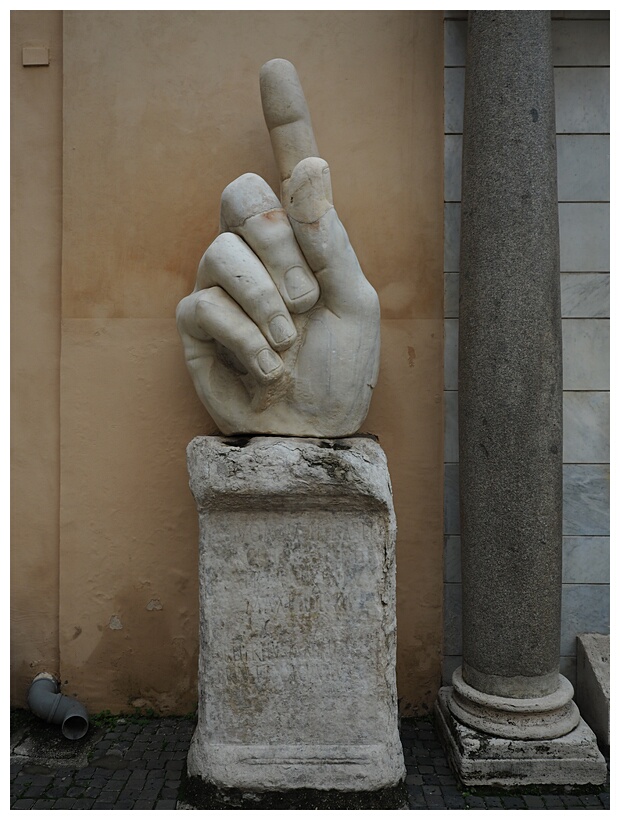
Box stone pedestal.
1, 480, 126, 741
436, 11, 606, 786
186, 435, 405, 796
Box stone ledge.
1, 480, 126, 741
435, 688, 607, 787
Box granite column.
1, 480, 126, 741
436, 10, 606, 785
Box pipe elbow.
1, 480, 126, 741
27, 673, 89, 740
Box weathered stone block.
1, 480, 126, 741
576, 633, 609, 747
186, 435, 405, 792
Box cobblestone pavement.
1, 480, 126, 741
10, 714, 610, 809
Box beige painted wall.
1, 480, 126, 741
12, 10, 444, 715
11, 11, 63, 703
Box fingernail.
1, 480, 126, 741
257, 348, 281, 376
269, 314, 295, 346
285, 266, 314, 300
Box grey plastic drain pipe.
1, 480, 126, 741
28, 673, 89, 740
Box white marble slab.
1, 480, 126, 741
560, 584, 609, 656
561, 273, 609, 318
444, 535, 461, 583
444, 390, 459, 463
444, 462, 460, 535
562, 319, 609, 390
444, 135, 462, 202
444, 67, 465, 134
559, 203, 609, 272
445, 20, 467, 67
563, 392, 609, 463
555, 68, 609, 133
444, 318, 459, 391
552, 21, 609, 66
563, 464, 609, 536
557, 135, 609, 202
444, 203, 461, 273
563, 537, 609, 584
443, 581, 462, 655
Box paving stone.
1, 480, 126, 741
51, 797, 78, 809
32, 798, 56, 809
134, 799, 156, 809
503, 796, 527, 809
11, 799, 36, 809
541, 794, 564, 807
71, 798, 95, 808
523, 795, 546, 808
46, 785, 72, 798
466, 795, 487, 809
444, 794, 467, 808
91, 802, 117, 810
581, 793, 604, 806
483, 796, 504, 808
155, 799, 178, 809
562, 794, 586, 807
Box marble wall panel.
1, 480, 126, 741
444, 135, 462, 202
552, 21, 609, 66
444, 67, 465, 134
444, 390, 458, 463
551, 12, 610, 20
557, 135, 609, 202
562, 319, 609, 390
563, 537, 609, 584
444, 204, 461, 272
561, 273, 609, 318
444, 273, 459, 318
560, 656, 577, 688
444, 535, 461, 583
559, 203, 609, 272
563, 392, 609, 463
563, 465, 610, 536
443, 582, 462, 656
444, 463, 460, 535
443, 318, 458, 391
560, 584, 610, 656
442, 655, 461, 687
444, 20, 466, 66
555, 68, 609, 133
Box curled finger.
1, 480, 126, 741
177, 286, 284, 385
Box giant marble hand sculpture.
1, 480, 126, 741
176, 59, 380, 437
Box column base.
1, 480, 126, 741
450, 666, 580, 739
436, 687, 607, 787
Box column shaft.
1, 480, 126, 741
458, 10, 563, 699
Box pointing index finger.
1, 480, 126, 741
260, 59, 319, 188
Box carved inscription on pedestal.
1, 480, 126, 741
201, 509, 392, 746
